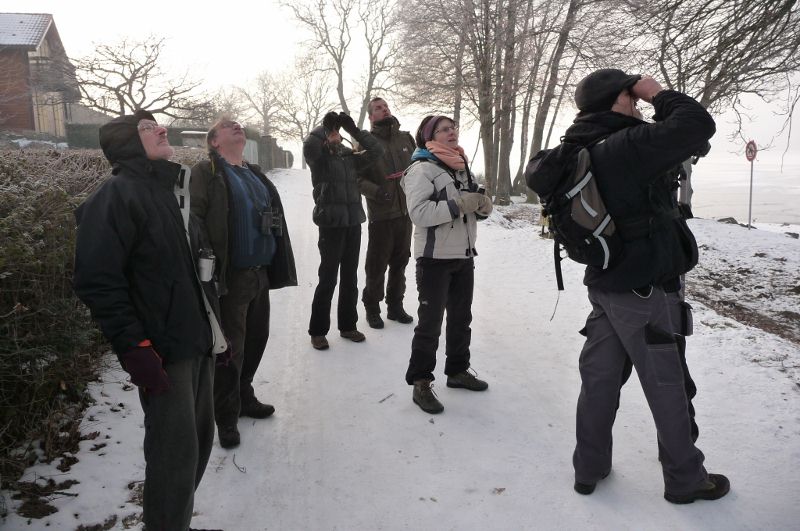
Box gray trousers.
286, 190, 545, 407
217, 267, 271, 429
573, 285, 707, 495
139, 354, 214, 531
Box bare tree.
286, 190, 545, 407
170, 87, 248, 129
73, 36, 210, 120
627, 0, 800, 114
286, 0, 356, 115
238, 71, 286, 136
286, 0, 401, 128
354, 0, 402, 126
274, 57, 335, 169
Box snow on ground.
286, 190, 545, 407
2, 169, 799, 530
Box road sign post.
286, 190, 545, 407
745, 140, 757, 229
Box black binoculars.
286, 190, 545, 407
260, 206, 283, 237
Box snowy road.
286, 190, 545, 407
5, 168, 799, 530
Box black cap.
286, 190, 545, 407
574, 69, 641, 114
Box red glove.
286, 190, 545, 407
120, 340, 170, 395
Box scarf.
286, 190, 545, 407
425, 141, 467, 170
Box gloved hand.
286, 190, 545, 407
119, 341, 169, 395
216, 339, 234, 368
322, 111, 340, 132
376, 185, 393, 203
476, 194, 493, 216
454, 192, 485, 215
338, 112, 359, 136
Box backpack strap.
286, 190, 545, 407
554, 240, 565, 291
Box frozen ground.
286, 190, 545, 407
2, 169, 798, 530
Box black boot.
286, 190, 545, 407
664, 474, 730, 504
387, 305, 413, 324
366, 313, 384, 329
218, 425, 240, 449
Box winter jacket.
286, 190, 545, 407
190, 152, 298, 296
73, 117, 213, 363
303, 125, 383, 227
402, 149, 480, 259
559, 89, 716, 291
356, 116, 415, 222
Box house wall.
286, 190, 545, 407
0, 49, 35, 131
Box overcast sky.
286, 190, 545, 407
8, 0, 799, 169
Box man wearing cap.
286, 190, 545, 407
541, 69, 729, 503
303, 111, 384, 350
74, 110, 226, 529
190, 116, 297, 450
356, 97, 416, 329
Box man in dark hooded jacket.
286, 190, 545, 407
529, 70, 729, 504
356, 97, 416, 329
74, 110, 226, 530
303, 111, 383, 350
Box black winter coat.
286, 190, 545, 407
74, 121, 212, 363
561, 90, 716, 291
303, 125, 383, 227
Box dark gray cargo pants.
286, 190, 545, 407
573, 285, 708, 495
139, 353, 214, 531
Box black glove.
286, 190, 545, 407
322, 111, 340, 132
376, 185, 393, 204
338, 112, 359, 136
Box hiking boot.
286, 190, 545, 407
240, 398, 275, 419
340, 330, 366, 342
366, 313, 384, 329
218, 425, 240, 449
446, 369, 489, 391
574, 471, 610, 495
387, 305, 413, 324
311, 336, 329, 350
413, 379, 444, 414
664, 474, 730, 504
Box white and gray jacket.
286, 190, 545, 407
401, 159, 479, 259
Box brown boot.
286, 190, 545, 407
412, 379, 444, 414
340, 330, 366, 342
311, 336, 329, 350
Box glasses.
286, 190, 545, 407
434, 124, 459, 135
137, 120, 161, 133
219, 121, 241, 129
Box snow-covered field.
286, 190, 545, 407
2, 169, 798, 530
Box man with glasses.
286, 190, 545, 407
74, 110, 226, 529
190, 116, 297, 449
356, 97, 416, 329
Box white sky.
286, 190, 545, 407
7, 0, 800, 170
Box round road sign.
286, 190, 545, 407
745, 140, 757, 162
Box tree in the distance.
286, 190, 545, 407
73, 36, 210, 121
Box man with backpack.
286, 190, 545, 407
530, 69, 729, 503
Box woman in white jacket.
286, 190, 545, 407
400, 115, 493, 414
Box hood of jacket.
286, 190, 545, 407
99, 109, 157, 166
410, 147, 442, 164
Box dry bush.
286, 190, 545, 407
0, 146, 207, 491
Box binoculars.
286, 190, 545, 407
260, 206, 283, 237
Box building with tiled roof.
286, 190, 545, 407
0, 13, 79, 137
